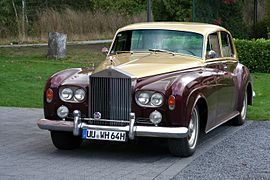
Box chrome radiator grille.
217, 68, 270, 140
89, 74, 132, 124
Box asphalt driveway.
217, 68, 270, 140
0, 107, 269, 180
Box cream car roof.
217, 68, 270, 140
117, 22, 229, 36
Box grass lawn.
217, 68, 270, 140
0, 45, 106, 108
248, 73, 270, 120
0, 45, 269, 120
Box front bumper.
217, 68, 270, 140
37, 111, 189, 139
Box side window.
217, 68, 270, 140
206, 32, 221, 59
221, 32, 234, 57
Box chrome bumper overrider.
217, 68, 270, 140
37, 110, 189, 139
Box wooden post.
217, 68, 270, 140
47, 32, 67, 59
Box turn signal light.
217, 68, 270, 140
168, 95, 175, 110
46, 88, 53, 103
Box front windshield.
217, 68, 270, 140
110, 29, 203, 58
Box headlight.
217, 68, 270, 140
60, 88, 73, 100
74, 88, 86, 101
135, 91, 164, 107
151, 93, 164, 106
137, 92, 150, 105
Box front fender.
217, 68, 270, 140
44, 68, 91, 119
166, 71, 204, 127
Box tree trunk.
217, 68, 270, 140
47, 32, 67, 59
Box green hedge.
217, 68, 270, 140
235, 39, 270, 73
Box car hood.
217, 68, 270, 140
94, 53, 204, 78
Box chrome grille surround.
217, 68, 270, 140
89, 68, 133, 126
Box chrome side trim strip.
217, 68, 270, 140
205, 111, 239, 133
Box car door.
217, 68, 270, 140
218, 31, 238, 116
204, 32, 225, 130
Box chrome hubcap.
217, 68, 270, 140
241, 92, 247, 120
188, 107, 199, 149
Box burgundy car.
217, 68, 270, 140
38, 22, 253, 157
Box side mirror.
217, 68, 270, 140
207, 50, 217, 59
101, 47, 109, 54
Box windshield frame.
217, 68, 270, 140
109, 29, 204, 59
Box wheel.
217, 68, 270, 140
232, 90, 248, 125
168, 105, 200, 157
50, 131, 82, 150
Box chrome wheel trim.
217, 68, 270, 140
241, 92, 248, 120
188, 107, 199, 149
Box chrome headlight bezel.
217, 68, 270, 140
150, 93, 164, 106
136, 92, 150, 105
59, 87, 86, 103
60, 88, 73, 101
135, 91, 164, 107
74, 88, 86, 101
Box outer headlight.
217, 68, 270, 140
74, 88, 86, 101
60, 88, 73, 101
151, 93, 164, 106
137, 92, 150, 105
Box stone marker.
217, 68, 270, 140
47, 32, 67, 59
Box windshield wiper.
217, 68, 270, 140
115, 51, 133, 54
148, 48, 175, 55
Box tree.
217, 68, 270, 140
153, 0, 192, 21
91, 0, 146, 15
195, 0, 247, 38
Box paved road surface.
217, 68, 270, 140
0, 107, 269, 180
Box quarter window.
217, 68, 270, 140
206, 33, 221, 59
221, 32, 234, 57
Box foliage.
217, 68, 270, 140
91, 0, 146, 15
33, 9, 146, 41
235, 39, 270, 73
152, 0, 248, 38
253, 18, 269, 39
0, 0, 147, 40
0, 0, 17, 37
153, 0, 192, 21
195, 0, 247, 38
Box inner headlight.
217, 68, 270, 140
151, 93, 164, 106
60, 88, 73, 100
74, 88, 86, 101
135, 91, 164, 107
137, 92, 150, 105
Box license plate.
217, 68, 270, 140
82, 129, 126, 142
